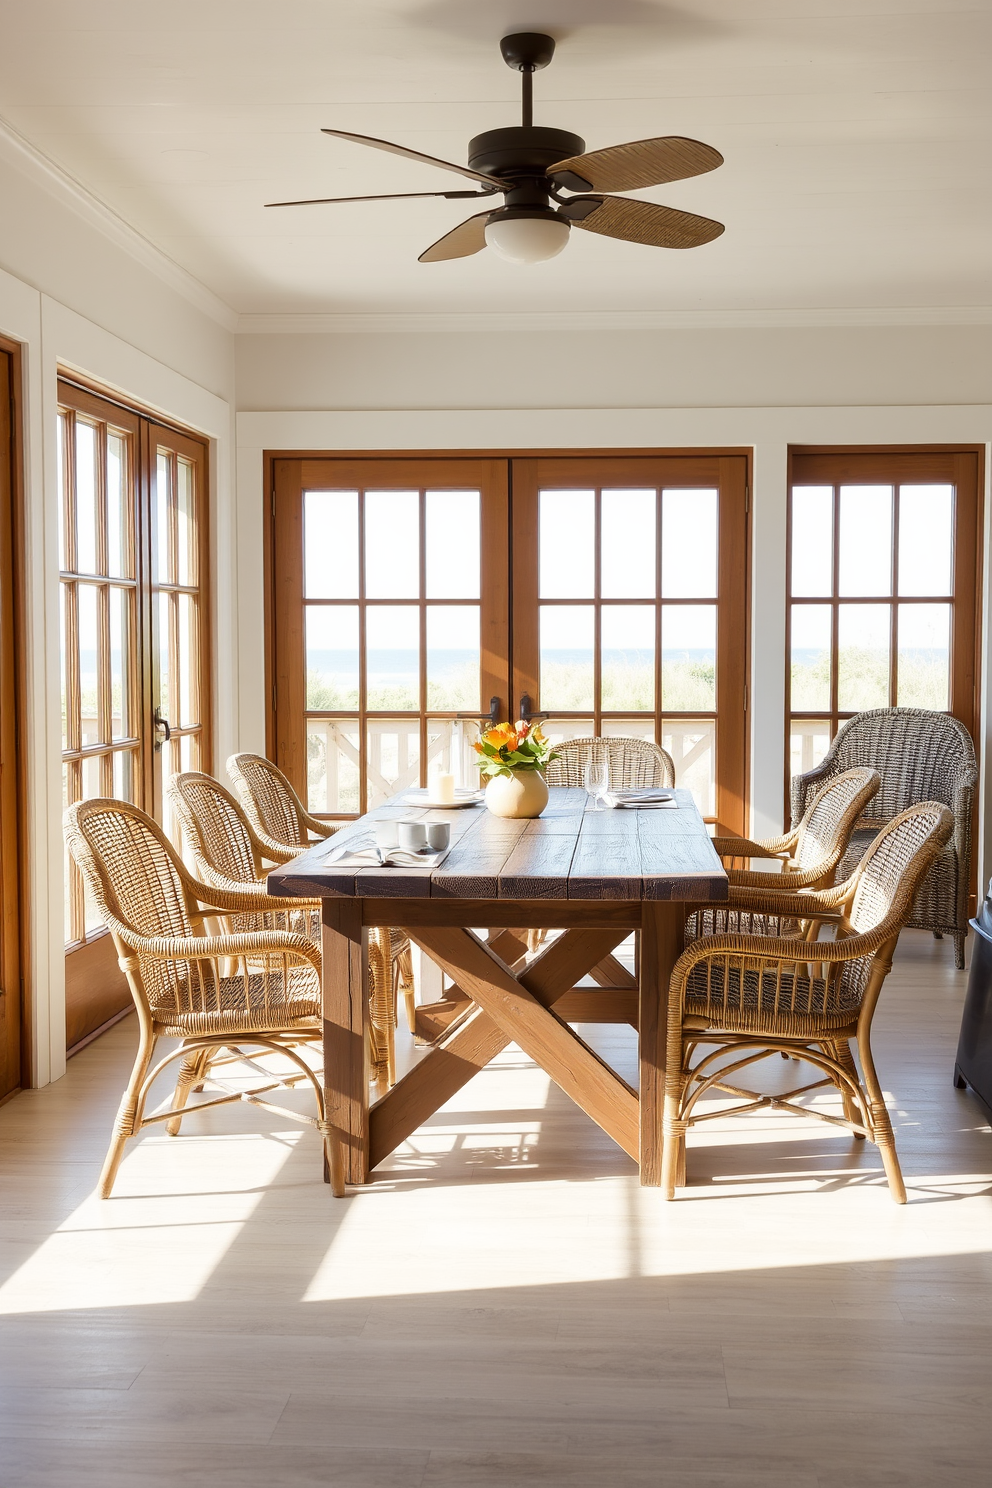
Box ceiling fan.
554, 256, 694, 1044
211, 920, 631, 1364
266, 32, 725, 265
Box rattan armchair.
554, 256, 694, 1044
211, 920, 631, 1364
227, 752, 416, 1056
169, 771, 403, 1087
791, 709, 977, 967
63, 798, 344, 1198
544, 736, 675, 790
663, 801, 954, 1203
688, 768, 881, 944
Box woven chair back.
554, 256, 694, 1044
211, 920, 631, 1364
64, 798, 214, 1020
168, 772, 260, 887
793, 767, 880, 872
544, 736, 676, 790
822, 709, 976, 821
227, 753, 308, 848
847, 801, 953, 937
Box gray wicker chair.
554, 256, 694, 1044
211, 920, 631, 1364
791, 709, 977, 968
545, 736, 675, 790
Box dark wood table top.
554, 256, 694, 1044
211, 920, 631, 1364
268, 786, 728, 904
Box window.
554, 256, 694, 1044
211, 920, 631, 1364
269, 452, 748, 833
58, 379, 210, 1048
271, 458, 508, 817
512, 456, 749, 833
787, 448, 981, 794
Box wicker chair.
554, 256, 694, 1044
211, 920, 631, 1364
544, 736, 675, 790
63, 798, 344, 1198
227, 752, 416, 1061
170, 771, 402, 1088
688, 768, 881, 943
791, 709, 977, 967
663, 801, 954, 1203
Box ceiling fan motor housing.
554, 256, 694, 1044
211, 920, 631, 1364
467, 127, 585, 182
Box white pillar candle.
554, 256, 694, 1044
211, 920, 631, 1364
431, 770, 456, 804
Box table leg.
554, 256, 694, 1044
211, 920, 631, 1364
638, 901, 685, 1187
322, 899, 369, 1186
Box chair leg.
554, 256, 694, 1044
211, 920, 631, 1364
857, 1028, 906, 1204
166, 1046, 209, 1136
830, 1039, 866, 1138
99, 1025, 157, 1198
953, 931, 966, 970
661, 1043, 687, 1200
395, 944, 417, 1033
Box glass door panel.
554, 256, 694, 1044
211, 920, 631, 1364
273, 458, 509, 819
787, 450, 981, 820
58, 380, 210, 1049
513, 455, 748, 833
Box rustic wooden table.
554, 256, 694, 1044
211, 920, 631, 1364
268, 786, 727, 1190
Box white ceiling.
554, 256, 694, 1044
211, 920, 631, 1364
0, 1, 989, 319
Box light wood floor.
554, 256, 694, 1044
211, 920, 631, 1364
1, 931, 990, 1487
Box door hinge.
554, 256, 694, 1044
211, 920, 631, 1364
272, 684, 277, 713
744, 484, 750, 513
270, 489, 276, 518
743, 684, 748, 712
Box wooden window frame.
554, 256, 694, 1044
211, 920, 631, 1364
58, 377, 211, 1049
511, 454, 750, 835
270, 456, 509, 817
265, 448, 751, 835
0, 336, 27, 1099
785, 444, 984, 824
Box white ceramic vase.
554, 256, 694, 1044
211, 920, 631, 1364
484, 769, 550, 820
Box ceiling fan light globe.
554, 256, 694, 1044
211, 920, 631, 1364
484, 213, 570, 264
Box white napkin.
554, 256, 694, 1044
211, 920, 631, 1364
605, 788, 678, 810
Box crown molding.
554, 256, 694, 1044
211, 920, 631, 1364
237, 305, 992, 335
0, 114, 238, 333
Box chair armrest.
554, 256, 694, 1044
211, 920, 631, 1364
186, 877, 321, 919
115, 927, 321, 972
712, 834, 795, 863
726, 865, 833, 892
671, 920, 889, 994
727, 882, 848, 918
301, 810, 337, 840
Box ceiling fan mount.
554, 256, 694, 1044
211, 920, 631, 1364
266, 32, 726, 266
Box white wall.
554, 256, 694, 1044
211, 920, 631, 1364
235, 324, 992, 413
0, 144, 236, 1088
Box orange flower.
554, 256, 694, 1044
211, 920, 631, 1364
485, 722, 519, 750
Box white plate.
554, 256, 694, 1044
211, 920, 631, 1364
404, 788, 482, 809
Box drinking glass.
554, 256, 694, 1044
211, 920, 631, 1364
584, 758, 610, 812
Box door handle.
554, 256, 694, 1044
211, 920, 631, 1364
455, 697, 501, 727
518, 694, 548, 723
153, 707, 172, 752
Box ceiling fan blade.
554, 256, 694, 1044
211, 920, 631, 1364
321, 129, 503, 189
265, 188, 492, 208
418, 211, 492, 263
560, 195, 724, 250
549, 137, 723, 194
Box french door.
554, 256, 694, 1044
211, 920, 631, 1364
58, 379, 210, 1049
272, 459, 509, 816
269, 452, 748, 833
512, 456, 748, 833
787, 448, 982, 795
1, 344, 22, 1097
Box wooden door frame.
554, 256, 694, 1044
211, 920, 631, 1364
268, 454, 511, 812
264, 447, 752, 834
57, 375, 212, 1052
0, 335, 27, 1099
785, 443, 985, 829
